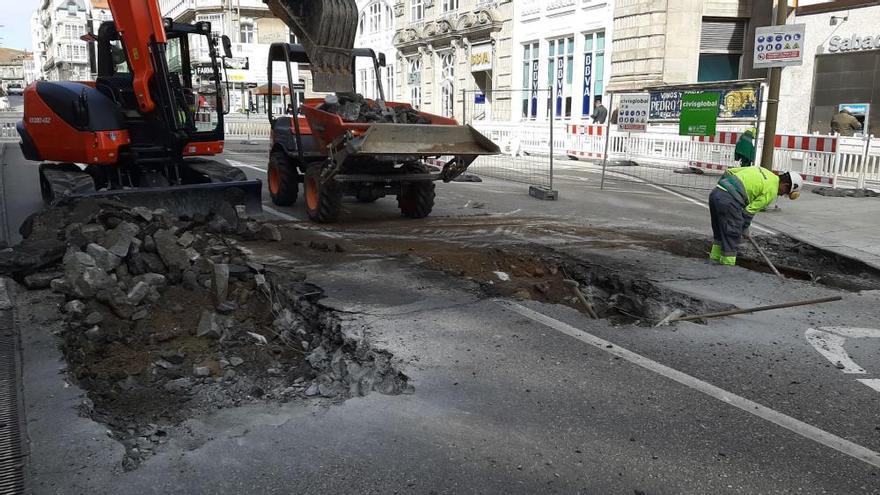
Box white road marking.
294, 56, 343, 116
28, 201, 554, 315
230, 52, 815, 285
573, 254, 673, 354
263, 205, 300, 222
805, 328, 866, 374
857, 379, 880, 393
226, 158, 267, 174
500, 300, 880, 470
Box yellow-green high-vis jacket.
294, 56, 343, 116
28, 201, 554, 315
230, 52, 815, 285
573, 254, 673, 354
717, 167, 780, 215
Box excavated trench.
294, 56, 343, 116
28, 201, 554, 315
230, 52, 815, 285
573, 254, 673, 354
5, 200, 411, 471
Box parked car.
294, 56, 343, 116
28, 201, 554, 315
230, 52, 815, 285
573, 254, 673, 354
6, 85, 23, 96
0, 96, 9, 111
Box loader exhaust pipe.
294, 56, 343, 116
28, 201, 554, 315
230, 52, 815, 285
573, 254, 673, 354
264, 0, 358, 93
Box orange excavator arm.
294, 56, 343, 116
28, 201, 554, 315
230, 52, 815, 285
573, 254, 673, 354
106, 0, 168, 113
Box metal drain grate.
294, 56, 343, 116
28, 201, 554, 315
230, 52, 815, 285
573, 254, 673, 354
0, 296, 25, 494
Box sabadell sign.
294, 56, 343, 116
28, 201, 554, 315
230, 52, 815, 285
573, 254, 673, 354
828, 34, 880, 53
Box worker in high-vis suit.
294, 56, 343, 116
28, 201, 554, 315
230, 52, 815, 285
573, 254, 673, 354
709, 167, 803, 266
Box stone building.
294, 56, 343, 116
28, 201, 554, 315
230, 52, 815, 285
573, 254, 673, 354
510, 0, 616, 123
31, 0, 94, 81
392, 0, 514, 121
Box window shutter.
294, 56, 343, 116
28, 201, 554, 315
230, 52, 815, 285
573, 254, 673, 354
700, 20, 746, 53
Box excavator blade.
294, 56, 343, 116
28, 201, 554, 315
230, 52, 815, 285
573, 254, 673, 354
264, 0, 358, 92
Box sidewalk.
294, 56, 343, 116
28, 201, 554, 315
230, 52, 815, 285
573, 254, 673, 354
752, 189, 880, 270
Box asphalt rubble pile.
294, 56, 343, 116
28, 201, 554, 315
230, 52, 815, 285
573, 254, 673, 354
328, 92, 432, 124
2, 199, 410, 469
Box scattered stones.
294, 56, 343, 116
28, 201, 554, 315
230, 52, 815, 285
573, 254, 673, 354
87, 243, 122, 272
84, 311, 104, 326
131, 309, 149, 321
102, 221, 140, 257
153, 229, 191, 272
163, 378, 193, 394
126, 281, 151, 305
193, 366, 211, 377
64, 299, 86, 315
132, 273, 166, 287
131, 206, 153, 222
64, 251, 113, 299
213, 263, 229, 303
23, 271, 63, 290
813, 187, 880, 198
177, 231, 195, 248
196, 310, 227, 339
0, 278, 13, 311
258, 224, 282, 242
229, 356, 244, 367
85, 325, 101, 340
216, 301, 237, 314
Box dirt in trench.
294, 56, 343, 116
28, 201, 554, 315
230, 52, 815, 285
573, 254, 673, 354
260, 228, 731, 326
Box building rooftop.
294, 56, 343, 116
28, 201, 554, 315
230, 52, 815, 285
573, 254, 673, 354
0, 48, 30, 65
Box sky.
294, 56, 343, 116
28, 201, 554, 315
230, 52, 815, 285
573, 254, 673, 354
2, 0, 41, 51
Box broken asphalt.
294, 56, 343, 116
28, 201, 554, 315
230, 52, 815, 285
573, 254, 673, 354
11, 147, 880, 494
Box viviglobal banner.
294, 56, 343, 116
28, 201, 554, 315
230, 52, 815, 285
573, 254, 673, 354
648, 83, 759, 122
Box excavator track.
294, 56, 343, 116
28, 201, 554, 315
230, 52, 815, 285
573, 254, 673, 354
39, 164, 97, 203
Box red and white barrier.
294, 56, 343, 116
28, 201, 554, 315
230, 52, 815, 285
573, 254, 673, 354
566, 124, 607, 160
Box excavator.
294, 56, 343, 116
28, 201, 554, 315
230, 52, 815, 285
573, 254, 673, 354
16, 0, 262, 215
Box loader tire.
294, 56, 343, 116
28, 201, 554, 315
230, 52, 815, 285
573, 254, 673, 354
304, 164, 343, 223
397, 180, 435, 219
268, 151, 299, 206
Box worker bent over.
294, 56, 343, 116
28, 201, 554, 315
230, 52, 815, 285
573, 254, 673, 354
709, 167, 803, 266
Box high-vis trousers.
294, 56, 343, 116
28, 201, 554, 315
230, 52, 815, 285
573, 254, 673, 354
708, 188, 744, 265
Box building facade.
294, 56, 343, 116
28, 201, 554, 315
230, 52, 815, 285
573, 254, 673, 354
160, 0, 293, 113
778, 1, 880, 134
510, 0, 615, 123
607, 0, 771, 92
32, 0, 94, 81
0, 49, 30, 93
354, 0, 397, 101
393, 0, 514, 122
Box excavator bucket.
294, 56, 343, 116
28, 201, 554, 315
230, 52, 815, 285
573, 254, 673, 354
263, 0, 358, 92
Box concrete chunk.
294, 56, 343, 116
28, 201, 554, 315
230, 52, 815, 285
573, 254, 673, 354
102, 221, 140, 257
213, 263, 229, 303
87, 243, 122, 272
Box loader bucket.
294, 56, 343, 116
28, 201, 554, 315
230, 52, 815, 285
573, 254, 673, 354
264, 0, 358, 92
348, 124, 502, 157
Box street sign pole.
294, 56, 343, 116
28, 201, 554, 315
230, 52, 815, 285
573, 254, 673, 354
759, 0, 790, 171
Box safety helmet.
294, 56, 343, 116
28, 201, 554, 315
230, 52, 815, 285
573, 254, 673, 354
787, 171, 803, 200
746, 127, 757, 137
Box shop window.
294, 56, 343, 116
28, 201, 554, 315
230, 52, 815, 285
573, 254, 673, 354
521, 42, 539, 119
698, 19, 745, 82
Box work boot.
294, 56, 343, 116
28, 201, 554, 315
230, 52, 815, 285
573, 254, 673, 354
709, 244, 722, 262
720, 255, 737, 266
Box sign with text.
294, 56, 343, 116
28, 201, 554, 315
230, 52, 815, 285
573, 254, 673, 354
679, 92, 720, 137
618, 94, 650, 132
649, 85, 759, 121
470, 43, 493, 72
582, 53, 593, 117
754, 24, 806, 68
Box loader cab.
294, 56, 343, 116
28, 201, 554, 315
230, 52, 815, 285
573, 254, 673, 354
266, 42, 386, 163
92, 20, 226, 153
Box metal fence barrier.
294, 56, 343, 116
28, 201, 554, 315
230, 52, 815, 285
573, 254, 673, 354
463, 89, 560, 193
0, 113, 21, 142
